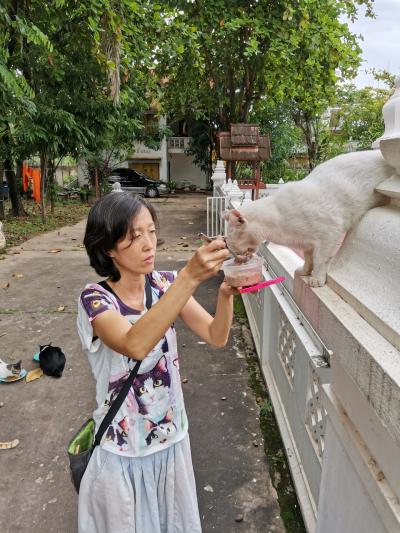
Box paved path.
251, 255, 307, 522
0, 193, 284, 533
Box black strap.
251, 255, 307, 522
93, 275, 153, 447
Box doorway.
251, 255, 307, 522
128, 161, 160, 180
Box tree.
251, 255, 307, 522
0, 0, 162, 220
156, 0, 374, 172
0, 2, 51, 216
335, 85, 394, 150
249, 100, 302, 182
315, 71, 395, 162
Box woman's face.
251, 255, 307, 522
110, 206, 157, 277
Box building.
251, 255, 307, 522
78, 112, 208, 190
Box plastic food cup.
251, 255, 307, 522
222, 255, 264, 288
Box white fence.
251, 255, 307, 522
207, 194, 227, 238
243, 246, 330, 530
208, 179, 400, 532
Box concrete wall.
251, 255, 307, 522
169, 153, 207, 189
212, 173, 400, 532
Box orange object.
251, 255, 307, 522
22, 163, 30, 192
22, 164, 41, 202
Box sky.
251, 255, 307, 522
344, 0, 400, 87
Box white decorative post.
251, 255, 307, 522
0, 221, 5, 250
211, 160, 226, 195
223, 177, 233, 195
228, 180, 244, 206
112, 182, 123, 192
241, 191, 252, 205
375, 75, 400, 197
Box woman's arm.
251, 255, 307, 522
91, 240, 229, 360
179, 281, 239, 348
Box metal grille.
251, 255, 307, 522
207, 196, 227, 238
278, 312, 296, 386
305, 368, 327, 458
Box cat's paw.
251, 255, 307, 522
295, 266, 312, 277
302, 275, 326, 287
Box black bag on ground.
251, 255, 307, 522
67, 277, 152, 493
39, 344, 66, 377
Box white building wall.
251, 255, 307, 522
130, 116, 168, 182
169, 153, 207, 189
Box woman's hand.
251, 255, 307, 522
219, 280, 240, 297
183, 236, 229, 285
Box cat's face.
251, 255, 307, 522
0, 359, 21, 379
145, 420, 177, 446
133, 356, 170, 411
224, 209, 260, 257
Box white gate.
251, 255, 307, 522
207, 195, 227, 237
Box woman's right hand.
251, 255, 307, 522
183, 237, 229, 285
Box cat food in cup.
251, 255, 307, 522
222, 255, 263, 287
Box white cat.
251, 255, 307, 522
0, 358, 22, 380
224, 150, 393, 287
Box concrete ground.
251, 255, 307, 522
0, 193, 285, 533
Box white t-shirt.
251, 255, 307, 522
77, 271, 188, 457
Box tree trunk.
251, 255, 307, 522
292, 111, 317, 171
40, 153, 47, 222
95, 167, 100, 199
47, 158, 55, 214
0, 164, 4, 220
4, 159, 26, 217
305, 132, 317, 171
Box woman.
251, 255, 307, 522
77, 191, 238, 532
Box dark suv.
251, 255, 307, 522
108, 168, 169, 198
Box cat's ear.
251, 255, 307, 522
156, 355, 167, 373
222, 209, 246, 224
229, 209, 247, 226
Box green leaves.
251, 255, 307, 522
12, 16, 53, 50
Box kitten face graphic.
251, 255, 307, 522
133, 355, 171, 416
145, 420, 177, 446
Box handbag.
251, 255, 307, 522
68, 275, 153, 493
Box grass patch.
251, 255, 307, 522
235, 314, 306, 533
233, 295, 247, 319
1, 199, 89, 249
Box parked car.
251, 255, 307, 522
108, 168, 169, 198
1, 181, 9, 200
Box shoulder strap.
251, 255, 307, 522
93, 275, 153, 447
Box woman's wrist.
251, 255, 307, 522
178, 265, 201, 291
219, 287, 233, 299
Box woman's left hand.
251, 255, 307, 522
219, 279, 241, 297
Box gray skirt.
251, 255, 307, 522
78, 434, 201, 533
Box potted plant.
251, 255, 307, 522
169, 180, 177, 194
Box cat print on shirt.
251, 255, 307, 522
145, 414, 177, 446
105, 353, 175, 450
133, 355, 176, 447
105, 344, 177, 450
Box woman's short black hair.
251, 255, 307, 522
83, 192, 158, 281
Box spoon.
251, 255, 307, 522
198, 233, 250, 264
